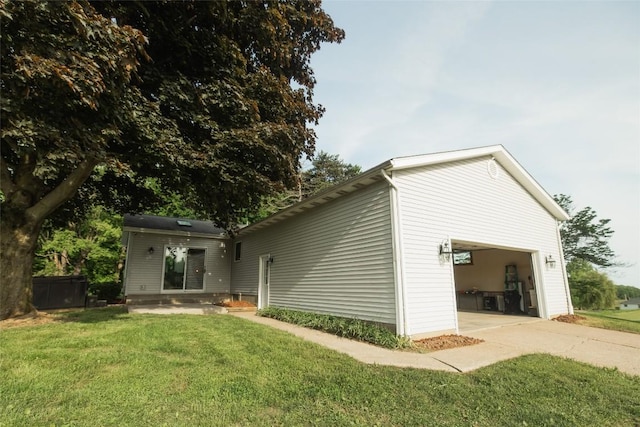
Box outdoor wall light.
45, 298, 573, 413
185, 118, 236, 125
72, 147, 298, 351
439, 241, 453, 260
268, 256, 274, 264
545, 255, 556, 268
148, 247, 155, 255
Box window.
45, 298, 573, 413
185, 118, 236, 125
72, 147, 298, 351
163, 246, 205, 291
234, 242, 242, 261
453, 250, 473, 265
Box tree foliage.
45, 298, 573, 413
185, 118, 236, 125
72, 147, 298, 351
0, 0, 344, 319
1, 0, 149, 221
567, 259, 617, 310
615, 285, 640, 300
34, 206, 124, 285
554, 194, 615, 268
91, 0, 345, 227
246, 151, 362, 222
301, 151, 362, 197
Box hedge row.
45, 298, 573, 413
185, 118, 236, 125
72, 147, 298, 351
257, 306, 412, 349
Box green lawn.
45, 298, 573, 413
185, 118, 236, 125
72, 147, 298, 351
577, 309, 640, 334
596, 309, 640, 321
1, 308, 639, 426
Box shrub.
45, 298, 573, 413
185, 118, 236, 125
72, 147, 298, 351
89, 282, 122, 303
257, 307, 412, 349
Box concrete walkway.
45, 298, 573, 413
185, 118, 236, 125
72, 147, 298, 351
230, 311, 640, 376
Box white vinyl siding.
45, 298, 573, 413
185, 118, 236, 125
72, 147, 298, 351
232, 182, 396, 325
394, 156, 569, 336
124, 233, 231, 295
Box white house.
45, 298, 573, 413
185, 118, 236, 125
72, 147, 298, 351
619, 298, 640, 310
122, 145, 574, 338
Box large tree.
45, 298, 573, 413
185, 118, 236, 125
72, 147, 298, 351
554, 194, 620, 309
0, 0, 344, 319
553, 194, 616, 268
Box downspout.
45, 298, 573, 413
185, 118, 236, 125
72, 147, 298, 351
380, 169, 409, 337
556, 220, 574, 314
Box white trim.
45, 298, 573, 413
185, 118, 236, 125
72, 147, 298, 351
160, 245, 208, 293
531, 252, 547, 319
556, 220, 574, 315
445, 236, 460, 335
123, 227, 227, 240
451, 239, 546, 324
122, 232, 132, 297
381, 169, 408, 337
257, 254, 271, 309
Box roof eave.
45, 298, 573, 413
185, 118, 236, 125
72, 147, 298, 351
237, 159, 392, 234
123, 226, 229, 240
238, 144, 569, 235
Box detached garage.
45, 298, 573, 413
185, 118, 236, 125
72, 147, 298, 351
230, 145, 573, 338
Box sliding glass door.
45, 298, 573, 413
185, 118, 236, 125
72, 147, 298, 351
162, 247, 206, 292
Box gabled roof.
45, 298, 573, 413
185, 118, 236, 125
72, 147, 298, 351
239, 144, 569, 234
388, 145, 570, 221
621, 298, 640, 305
123, 214, 227, 238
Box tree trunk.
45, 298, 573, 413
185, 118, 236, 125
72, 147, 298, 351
72, 249, 89, 276
0, 158, 97, 319
53, 250, 69, 275
53, 252, 62, 274
0, 216, 43, 320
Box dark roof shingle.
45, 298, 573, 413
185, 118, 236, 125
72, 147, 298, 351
123, 214, 227, 236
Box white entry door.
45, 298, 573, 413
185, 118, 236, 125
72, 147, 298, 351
258, 255, 271, 308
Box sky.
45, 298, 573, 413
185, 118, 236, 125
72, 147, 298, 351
308, 0, 640, 287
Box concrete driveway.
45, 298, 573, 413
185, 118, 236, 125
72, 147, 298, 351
231, 312, 640, 376
457, 311, 540, 333
460, 320, 640, 376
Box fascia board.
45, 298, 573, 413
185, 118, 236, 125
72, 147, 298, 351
122, 227, 228, 240
388, 145, 504, 171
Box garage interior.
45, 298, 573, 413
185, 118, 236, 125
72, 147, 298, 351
452, 242, 540, 319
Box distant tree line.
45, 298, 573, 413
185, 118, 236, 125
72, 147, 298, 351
616, 285, 640, 300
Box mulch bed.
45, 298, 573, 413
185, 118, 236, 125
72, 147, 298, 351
553, 314, 586, 324
413, 334, 484, 351
217, 300, 256, 308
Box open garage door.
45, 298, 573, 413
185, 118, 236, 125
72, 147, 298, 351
451, 241, 541, 321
